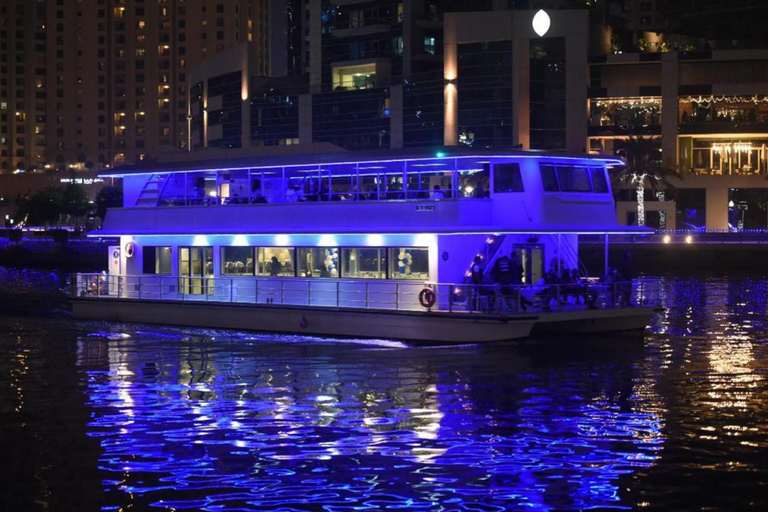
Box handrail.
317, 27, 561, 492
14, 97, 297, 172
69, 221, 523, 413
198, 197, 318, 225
71, 273, 662, 315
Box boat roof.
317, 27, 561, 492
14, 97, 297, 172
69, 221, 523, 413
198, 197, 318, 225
90, 225, 654, 237
101, 147, 626, 178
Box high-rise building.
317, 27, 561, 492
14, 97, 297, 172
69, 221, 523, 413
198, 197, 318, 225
0, 0, 47, 174
657, 1, 768, 47
0, 0, 272, 175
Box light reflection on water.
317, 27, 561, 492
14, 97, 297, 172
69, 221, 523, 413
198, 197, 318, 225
3, 273, 768, 510
76, 330, 664, 511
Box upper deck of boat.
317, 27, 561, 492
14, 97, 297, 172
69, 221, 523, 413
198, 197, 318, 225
97, 147, 634, 236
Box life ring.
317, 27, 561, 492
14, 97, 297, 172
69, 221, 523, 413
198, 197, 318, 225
124, 241, 136, 258
419, 288, 436, 309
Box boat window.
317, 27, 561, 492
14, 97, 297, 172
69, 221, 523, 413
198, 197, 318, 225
493, 163, 524, 193
590, 166, 609, 193
540, 164, 559, 192
408, 168, 452, 199
258, 247, 295, 276
342, 248, 387, 279
221, 247, 255, 275
557, 165, 592, 192
457, 163, 489, 198
388, 247, 429, 280
298, 247, 339, 278
142, 246, 172, 274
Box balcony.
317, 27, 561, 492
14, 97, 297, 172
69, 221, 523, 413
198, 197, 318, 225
679, 96, 768, 135
588, 97, 661, 137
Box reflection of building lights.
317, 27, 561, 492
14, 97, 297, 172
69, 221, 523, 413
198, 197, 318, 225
685, 235, 693, 244
663, 235, 671, 244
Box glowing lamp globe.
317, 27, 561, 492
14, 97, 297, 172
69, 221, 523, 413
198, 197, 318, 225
532, 9, 551, 37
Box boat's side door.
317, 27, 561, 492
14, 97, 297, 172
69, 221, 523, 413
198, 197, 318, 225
179, 247, 214, 295
513, 244, 545, 285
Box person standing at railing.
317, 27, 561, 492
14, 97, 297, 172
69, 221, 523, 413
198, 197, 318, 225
617, 250, 633, 307
601, 267, 616, 307
470, 255, 484, 311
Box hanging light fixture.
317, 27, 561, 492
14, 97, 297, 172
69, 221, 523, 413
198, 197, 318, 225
532, 10, 551, 37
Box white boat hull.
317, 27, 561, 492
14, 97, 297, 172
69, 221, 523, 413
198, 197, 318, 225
72, 298, 537, 344
530, 306, 662, 335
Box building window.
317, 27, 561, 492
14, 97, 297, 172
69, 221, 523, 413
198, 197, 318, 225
298, 247, 338, 278
332, 63, 376, 91
342, 248, 386, 279
143, 246, 172, 274
258, 247, 294, 276
221, 246, 254, 275
388, 248, 429, 280
424, 36, 436, 55
493, 163, 524, 193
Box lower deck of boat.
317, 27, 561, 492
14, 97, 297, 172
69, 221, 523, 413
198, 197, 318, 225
71, 297, 660, 344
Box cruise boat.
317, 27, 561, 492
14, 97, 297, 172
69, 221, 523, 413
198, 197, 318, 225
71, 148, 662, 343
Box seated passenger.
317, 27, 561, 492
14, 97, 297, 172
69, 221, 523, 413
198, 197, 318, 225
430, 185, 445, 200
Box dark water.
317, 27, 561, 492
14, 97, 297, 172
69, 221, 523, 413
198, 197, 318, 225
1, 269, 767, 511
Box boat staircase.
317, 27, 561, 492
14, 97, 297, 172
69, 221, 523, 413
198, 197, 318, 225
468, 234, 590, 282
134, 174, 170, 207
559, 235, 589, 278
465, 235, 507, 282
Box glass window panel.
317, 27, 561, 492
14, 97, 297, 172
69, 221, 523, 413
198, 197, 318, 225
142, 246, 156, 274
557, 165, 592, 192
388, 247, 429, 280
298, 247, 339, 278
358, 172, 381, 200
179, 247, 190, 276
330, 173, 354, 200
493, 163, 524, 193
540, 164, 559, 191
153, 246, 172, 274
591, 166, 609, 193
258, 247, 295, 276
221, 246, 254, 275
342, 248, 386, 279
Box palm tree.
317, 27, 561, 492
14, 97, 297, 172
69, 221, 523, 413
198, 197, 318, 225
612, 136, 682, 226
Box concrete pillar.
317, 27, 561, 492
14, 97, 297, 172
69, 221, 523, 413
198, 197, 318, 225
512, 39, 530, 149
706, 186, 729, 231
565, 11, 589, 153
390, 84, 403, 149
661, 53, 679, 169
299, 94, 313, 144
203, 80, 209, 148
443, 15, 458, 146
308, 0, 322, 93
241, 65, 251, 149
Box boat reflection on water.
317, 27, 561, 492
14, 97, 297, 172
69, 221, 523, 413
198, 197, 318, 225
77, 329, 664, 510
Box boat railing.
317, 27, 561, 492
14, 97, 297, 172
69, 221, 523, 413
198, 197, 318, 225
70, 274, 662, 315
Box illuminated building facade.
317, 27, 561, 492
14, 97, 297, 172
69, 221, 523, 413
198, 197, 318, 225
591, 50, 768, 230
0, 0, 271, 174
